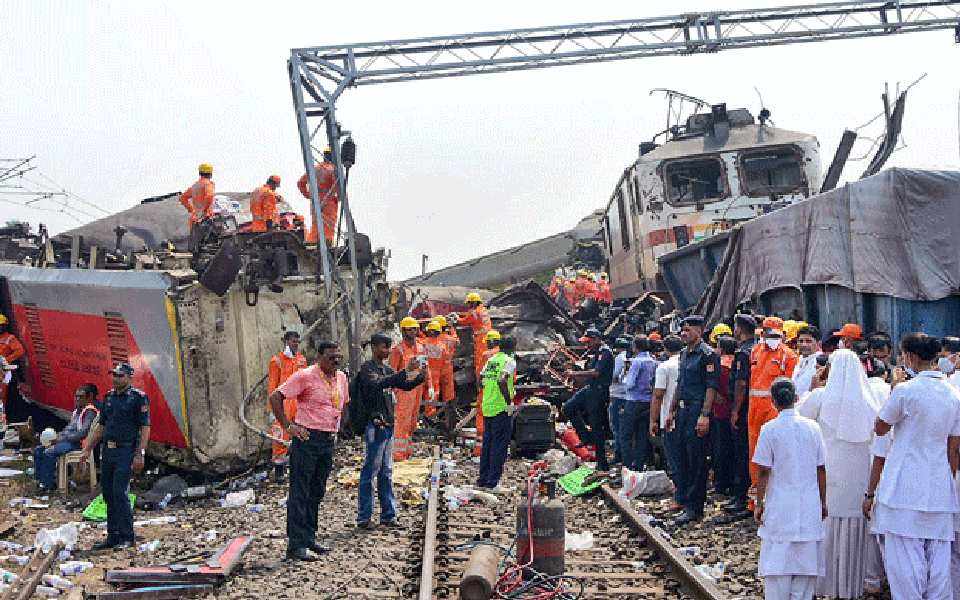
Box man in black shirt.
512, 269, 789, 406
353, 333, 426, 530
563, 328, 615, 471
721, 313, 756, 520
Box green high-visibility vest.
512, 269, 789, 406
481, 352, 514, 417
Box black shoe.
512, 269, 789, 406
673, 511, 702, 526
287, 547, 321, 561
308, 541, 330, 555
380, 520, 401, 529
356, 521, 376, 531
91, 538, 119, 551
713, 509, 753, 525
723, 500, 748, 514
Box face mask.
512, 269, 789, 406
283, 346, 294, 359
837, 339, 846, 350
765, 338, 781, 350
938, 357, 956, 375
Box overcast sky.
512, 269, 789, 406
3, 1, 959, 279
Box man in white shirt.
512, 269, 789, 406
753, 377, 827, 600
791, 325, 822, 396
649, 335, 683, 508
608, 338, 632, 466
863, 333, 960, 600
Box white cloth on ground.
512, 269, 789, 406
882, 533, 951, 600
654, 354, 679, 429
763, 574, 817, 600
874, 371, 960, 521
753, 408, 827, 543
791, 351, 822, 396
817, 349, 881, 444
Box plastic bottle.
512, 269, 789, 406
0, 570, 19, 584
137, 540, 160, 553
41, 574, 75, 590
0, 555, 30, 566
34, 585, 61, 598
157, 493, 173, 510
248, 504, 265, 513
59, 561, 94, 576
183, 485, 209, 499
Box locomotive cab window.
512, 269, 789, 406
740, 146, 806, 196
663, 157, 726, 205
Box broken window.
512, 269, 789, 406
663, 157, 726, 205
616, 190, 630, 251
740, 146, 806, 196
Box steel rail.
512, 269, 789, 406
417, 446, 442, 600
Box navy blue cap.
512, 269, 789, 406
734, 313, 757, 329
110, 362, 134, 376
369, 333, 393, 346
682, 315, 706, 328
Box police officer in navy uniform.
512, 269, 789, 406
671, 315, 720, 526
81, 362, 150, 550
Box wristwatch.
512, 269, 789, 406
700, 410, 711, 417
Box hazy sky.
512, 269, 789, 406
3, 1, 959, 279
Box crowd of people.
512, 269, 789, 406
560, 310, 960, 599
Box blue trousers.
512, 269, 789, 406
674, 403, 709, 516
287, 430, 334, 552
618, 401, 651, 471
563, 386, 608, 469
33, 440, 78, 489
663, 427, 683, 502
357, 424, 396, 525
477, 411, 511, 488
608, 396, 625, 464
101, 446, 135, 543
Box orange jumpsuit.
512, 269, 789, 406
441, 328, 460, 401
458, 306, 492, 452
562, 280, 577, 308
747, 343, 798, 486
179, 178, 215, 227
297, 160, 339, 245
389, 339, 432, 461
573, 276, 598, 305
597, 280, 613, 304
267, 351, 308, 463
250, 185, 279, 233
0, 332, 25, 417
422, 335, 454, 415
547, 276, 565, 300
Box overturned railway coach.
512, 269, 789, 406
0, 263, 327, 474
602, 105, 822, 301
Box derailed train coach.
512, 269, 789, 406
601, 103, 822, 303
0, 263, 323, 474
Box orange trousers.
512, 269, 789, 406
306, 200, 339, 245
393, 387, 423, 462
473, 342, 487, 456
424, 364, 455, 417
270, 397, 297, 464
747, 394, 779, 487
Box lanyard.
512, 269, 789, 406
319, 370, 341, 409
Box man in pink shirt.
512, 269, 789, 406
269, 340, 350, 562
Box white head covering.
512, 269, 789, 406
819, 349, 882, 443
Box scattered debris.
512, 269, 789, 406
219, 489, 254, 508
564, 530, 594, 551
619, 468, 673, 499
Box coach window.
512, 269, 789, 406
739, 146, 807, 196
616, 190, 630, 251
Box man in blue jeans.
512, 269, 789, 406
608, 338, 632, 465
351, 333, 426, 530
33, 383, 99, 490
620, 336, 658, 470
477, 337, 516, 490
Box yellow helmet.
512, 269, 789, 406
600, 272, 609, 280
399, 316, 419, 329
783, 320, 807, 341
426, 320, 442, 333
577, 270, 590, 277
0, 313, 7, 325
434, 315, 448, 327
485, 330, 502, 343
709, 323, 733, 344
198, 163, 213, 175
465, 292, 482, 304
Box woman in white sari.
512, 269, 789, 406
799, 349, 881, 598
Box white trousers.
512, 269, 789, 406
763, 575, 816, 600
863, 533, 885, 590
882, 533, 951, 600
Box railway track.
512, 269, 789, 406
414, 449, 729, 600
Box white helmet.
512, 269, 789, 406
40, 428, 57, 448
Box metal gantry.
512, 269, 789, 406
289, 0, 960, 367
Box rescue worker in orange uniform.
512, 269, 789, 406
297, 147, 339, 246
267, 331, 308, 480
389, 317, 434, 461
453, 293, 493, 452
572, 270, 597, 306
250, 175, 281, 233
563, 277, 577, 309
422, 320, 454, 417
179, 163, 215, 228
0, 314, 25, 423
747, 316, 798, 489
596, 273, 613, 305
437, 315, 460, 426
548, 269, 566, 301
